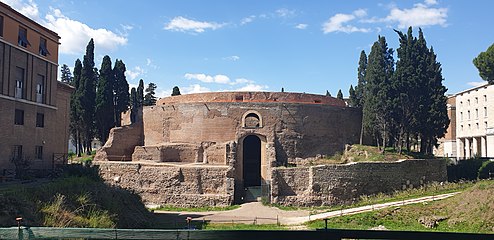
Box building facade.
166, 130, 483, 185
0, 2, 72, 176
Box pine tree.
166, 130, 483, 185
95, 55, 115, 143
325, 90, 331, 97
113, 59, 130, 127
473, 43, 494, 84
60, 64, 73, 84
172, 86, 181, 96
143, 83, 157, 106
336, 89, 343, 99
69, 59, 83, 156
80, 39, 97, 154
137, 79, 144, 107
354, 50, 367, 108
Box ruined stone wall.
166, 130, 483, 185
94, 123, 143, 161
271, 159, 447, 206
142, 102, 361, 164
95, 161, 234, 207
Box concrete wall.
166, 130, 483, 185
271, 159, 447, 206
96, 161, 234, 207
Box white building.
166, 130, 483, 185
454, 83, 494, 158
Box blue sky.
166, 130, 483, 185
5, 0, 494, 97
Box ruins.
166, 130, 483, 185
94, 91, 447, 207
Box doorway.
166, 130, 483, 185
243, 135, 261, 187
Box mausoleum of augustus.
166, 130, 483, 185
93, 91, 447, 207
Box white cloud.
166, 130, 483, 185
4, 0, 128, 55
184, 73, 231, 84
467, 81, 487, 87
234, 84, 269, 91
164, 16, 226, 33
126, 66, 145, 80
223, 55, 240, 61
424, 0, 438, 5
233, 78, 254, 85
384, 2, 448, 28
322, 9, 371, 34
241, 15, 256, 25
276, 8, 296, 18
183, 84, 211, 94
295, 24, 308, 30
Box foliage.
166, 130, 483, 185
172, 86, 181, 96
353, 50, 367, 108
137, 79, 145, 107
113, 59, 130, 127
478, 160, 494, 179
473, 43, 494, 84
69, 59, 83, 156
336, 89, 343, 99
95, 55, 115, 142
143, 82, 157, 106
348, 85, 356, 106
447, 158, 489, 181
325, 90, 331, 97
60, 64, 73, 84
79, 39, 97, 155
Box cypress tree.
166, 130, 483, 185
172, 86, 181, 96
130, 87, 138, 123
80, 39, 97, 154
113, 59, 130, 127
336, 89, 343, 99
143, 83, 157, 106
95, 55, 115, 142
69, 59, 83, 156
355, 50, 367, 108
325, 90, 331, 97
137, 79, 144, 107
349, 85, 356, 107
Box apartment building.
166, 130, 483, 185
0, 2, 72, 175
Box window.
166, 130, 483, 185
14, 109, 24, 125
476, 109, 479, 119
460, 101, 463, 107
468, 99, 470, 106
460, 125, 463, 131
15, 67, 24, 99
36, 75, 45, 103
476, 123, 479, 129
485, 95, 487, 102
485, 107, 488, 117
486, 121, 488, 128
39, 37, 49, 56
18, 26, 29, 47
460, 112, 463, 121
12, 145, 22, 161
468, 110, 470, 120
36, 113, 44, 127
0, 15, 3, 37
475, 97, 478, 104
468, 124, 471, 130
35, 146, 43, 160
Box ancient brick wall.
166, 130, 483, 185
95, 161, 234, 207
142, 101, 361, 164
271, 159, 448, 206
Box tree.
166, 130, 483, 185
95, 55, 115, 143
336, 89, 343, 99
130, 87, 138, 123
172, 86, 181, 96
137, 79, 144, 107
80, 39, 97, 155
348, 85, 356, 106
60, 64, 73, 84
113, 59, 130, 127
473, 43, 494, 84
363, 36, 394, 152
325, 90, 331, 97
69, 59, 83, 156
354, 50, 367, 108
143, 83, 157, 106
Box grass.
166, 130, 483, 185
0, 166, 156, 228
306, 179, 494, 233
153, 205, 240, 212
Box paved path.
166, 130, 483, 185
154, 192, 460, 226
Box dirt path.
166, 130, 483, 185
153, 192, 460, 226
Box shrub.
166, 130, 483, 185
447, 158, 489, 181
478, 161, 494, 179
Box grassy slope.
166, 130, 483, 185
307, 180, 494, 233
0, 166, 155, 228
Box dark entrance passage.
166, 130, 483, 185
243, 135, 261, 187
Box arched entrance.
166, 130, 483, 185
243, 135, 261, 187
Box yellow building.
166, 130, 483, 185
0, 2, 72, 177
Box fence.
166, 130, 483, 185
0, 227, 492, 240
